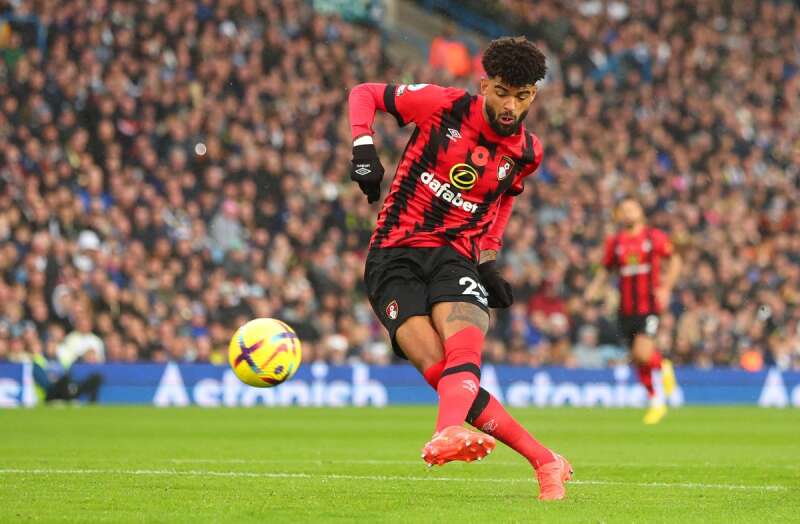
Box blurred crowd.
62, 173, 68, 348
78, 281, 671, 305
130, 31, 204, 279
1, 0, 799, 370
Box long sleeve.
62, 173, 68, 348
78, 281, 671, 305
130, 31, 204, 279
479, 193, 515, 251
348, 83, 388, 140
349, 82, 465, 139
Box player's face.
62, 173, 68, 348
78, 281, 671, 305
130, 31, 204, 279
617, 200, 645, 229
480, 77, 537, 136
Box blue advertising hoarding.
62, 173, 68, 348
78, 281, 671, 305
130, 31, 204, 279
1, 362, 799, 408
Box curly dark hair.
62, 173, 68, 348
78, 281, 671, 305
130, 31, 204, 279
481, 37, 547, 86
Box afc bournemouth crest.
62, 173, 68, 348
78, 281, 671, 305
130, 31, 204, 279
498, 156, 514, 181
386, 300, 399, 320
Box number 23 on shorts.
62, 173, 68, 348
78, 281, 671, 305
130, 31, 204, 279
460, 276, 488, 307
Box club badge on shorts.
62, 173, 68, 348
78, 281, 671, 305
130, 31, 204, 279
386, 300, 399, 320
498, 156, 514, 181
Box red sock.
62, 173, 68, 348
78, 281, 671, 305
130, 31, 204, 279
636, 350, 662, 397
435, 326, 483, 432
423, 359, 555, 469
423, 360, 445, 388
472, 396, 556, 469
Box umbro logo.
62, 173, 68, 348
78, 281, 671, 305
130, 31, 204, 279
461, 379, 478, 395
481, 419, 498, 433
354, 165, 371, 176
446, 128, 462, 142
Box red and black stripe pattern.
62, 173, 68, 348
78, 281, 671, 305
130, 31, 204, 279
604, 227, 671, 315
369, 86, 542, 261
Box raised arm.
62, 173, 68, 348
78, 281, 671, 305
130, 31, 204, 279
349, 82, 463, 138
348, 83, 390, 141
347, 83, 389, 203
347, 83, 464, 203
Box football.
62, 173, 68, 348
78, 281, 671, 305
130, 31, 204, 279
228, 318, 302, 388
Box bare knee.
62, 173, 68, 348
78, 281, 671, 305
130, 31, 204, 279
431, 302, 489, 339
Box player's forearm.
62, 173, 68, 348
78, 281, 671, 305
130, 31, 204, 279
479, 250, 497, 264
479, 194, 514, 254
348, 83, 388, 140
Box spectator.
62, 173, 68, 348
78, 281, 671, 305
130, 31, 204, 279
429, 23, 472, 78
57, 312, 105, 366
572, 325, 603, 368
572, 324, 627, 369
211, 199, 246, 256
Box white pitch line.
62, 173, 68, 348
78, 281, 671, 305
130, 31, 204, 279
167, 458, 800, 470
579, 461, 800, 469
169, 458, 426, 466
26, 456, 800, 471
0, 468, 788, 492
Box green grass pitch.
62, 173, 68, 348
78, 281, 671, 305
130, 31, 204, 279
1, 406, 799, 523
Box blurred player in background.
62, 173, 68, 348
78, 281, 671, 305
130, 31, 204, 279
348, 36, 571, 500
31, 346, 103, 404
586, 198, 681, 424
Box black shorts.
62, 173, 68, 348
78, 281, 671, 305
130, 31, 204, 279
364, 246, 489, 359
618, 314, 660, 347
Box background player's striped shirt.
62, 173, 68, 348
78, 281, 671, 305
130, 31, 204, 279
602, 227, 673, 316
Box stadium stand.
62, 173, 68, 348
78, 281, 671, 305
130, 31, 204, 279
0, 0, 798, 370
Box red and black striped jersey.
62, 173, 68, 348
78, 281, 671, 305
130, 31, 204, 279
602, 227, 673, 315
348, 83, 543, 261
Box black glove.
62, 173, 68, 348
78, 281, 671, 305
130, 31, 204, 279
478, 260, 514, 308
350, 144, 384, 203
